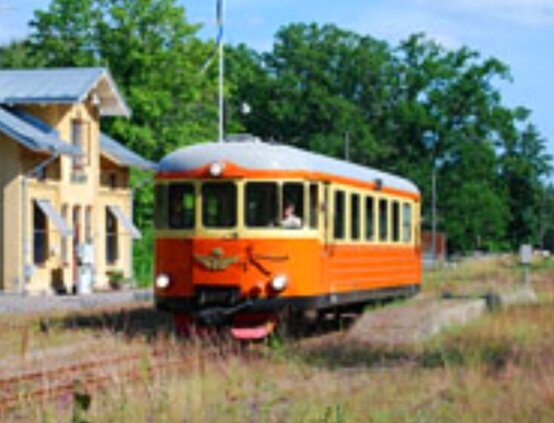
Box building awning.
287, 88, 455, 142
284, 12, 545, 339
35, 200, 72, 237
108, 205, 141, 239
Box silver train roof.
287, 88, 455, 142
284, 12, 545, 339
158, 137, 419, 195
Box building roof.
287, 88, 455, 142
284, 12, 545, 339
100, 133, 156, 171
158, 136, 419, 194
0, 106, 153, 170
0, 106, 79, 155
0, 67, 130, 117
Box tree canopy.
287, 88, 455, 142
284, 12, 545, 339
1, 3, 552, 255
26, 0, 221, 159
226, 25, 552, 252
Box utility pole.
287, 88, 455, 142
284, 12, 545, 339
431, 164, 437, 266
217, 0, 225, 143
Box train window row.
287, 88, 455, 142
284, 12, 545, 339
156, 181, 320, 231
333, 188, 413, 244
155, 181, 416, 245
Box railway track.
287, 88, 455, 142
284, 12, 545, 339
0, 304, 350, 417
0, 343, 193, 415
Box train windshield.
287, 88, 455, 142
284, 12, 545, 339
202, 182, 237, 228
167, 183, 195, 229
245, 182, 304, 229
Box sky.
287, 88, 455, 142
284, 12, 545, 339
1, 0, 553, 161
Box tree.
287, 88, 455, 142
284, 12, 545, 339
227, 26, 552, 253
227, 23, 394, 162
498, 112, 552, 246
0, 39, 42, 68
440, 141, 509, 252
5, 11, 552, 254
28, 0, 221, 160
29, 0, 101, 66
540, 185, 554, 251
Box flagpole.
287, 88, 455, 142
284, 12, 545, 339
218, 0, 225, 143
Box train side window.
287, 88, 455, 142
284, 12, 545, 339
392, 201, 400, 242
245, 182, 278, 227
365, 196, 375, 241
309, 183, 319, 229
168, 183, 195, 229
282, 183, 304, 228
334, 190, 345, 240
379, 198, 388, 242
202, 182, 237, 228
351, 193, 360, 241
154, 184, 168, 230
403, 203, 412, 243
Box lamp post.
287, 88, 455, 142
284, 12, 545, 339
431, 163, 437, 266
431, 155, 445, 267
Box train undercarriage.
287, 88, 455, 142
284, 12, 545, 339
156, 284, 420, 340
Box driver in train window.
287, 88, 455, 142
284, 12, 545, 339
282, 201, 302, 229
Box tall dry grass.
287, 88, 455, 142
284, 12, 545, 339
2, 257, 554, 422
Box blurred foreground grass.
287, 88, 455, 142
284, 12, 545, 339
2, 256, 554, 423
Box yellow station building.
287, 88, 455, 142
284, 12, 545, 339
0, 68, 154, 294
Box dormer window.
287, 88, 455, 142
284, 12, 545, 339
71, 119, 89, 169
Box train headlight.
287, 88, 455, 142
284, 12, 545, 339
209, 161, 225, 177
270, 274, 288, 291
155, 274, 171, 290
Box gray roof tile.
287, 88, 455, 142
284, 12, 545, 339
0, 67, 130, 116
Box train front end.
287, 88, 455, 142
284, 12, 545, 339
154, 145, 323, 339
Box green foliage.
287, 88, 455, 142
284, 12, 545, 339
228, 26, 552, 252
28, 0, 220, 159
1, 3, 551, 255
541, 186, 554, 250
0, 40, 44, 68
441, 142, 509, 252
500, 119, 552, 246
133, 224, 154, 288
30, 0, 101, 67
227, 24, 392, 163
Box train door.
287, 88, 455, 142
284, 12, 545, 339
307, 181, 327, 298
322, 183, 335, 297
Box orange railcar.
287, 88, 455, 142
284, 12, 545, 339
154, 136, 421, 338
